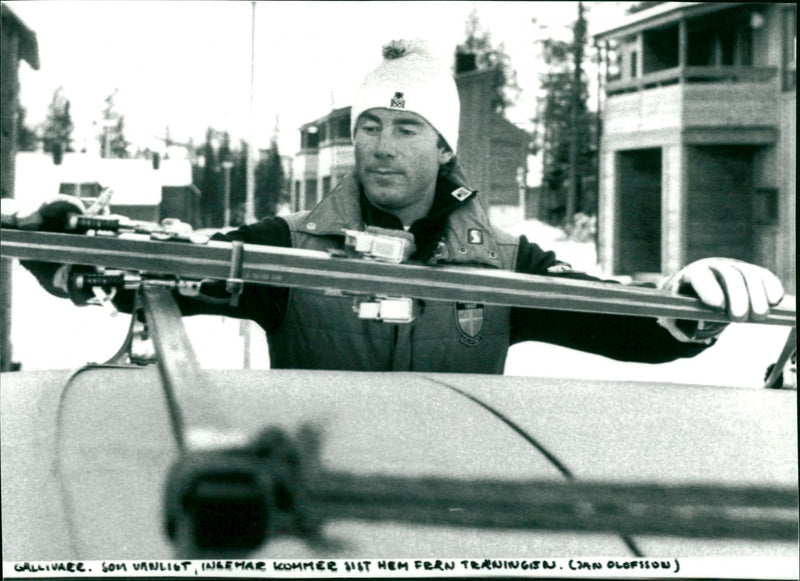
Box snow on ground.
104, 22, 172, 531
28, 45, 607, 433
5, 219, 795, 389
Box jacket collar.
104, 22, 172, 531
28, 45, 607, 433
295, 161, 503, 268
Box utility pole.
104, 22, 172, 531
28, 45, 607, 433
240, 1, 258, 370
222, 160, 233, 228
244, 1, 257, 224
566, 0, 585, 227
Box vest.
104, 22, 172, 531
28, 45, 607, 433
267, 175, 519, 373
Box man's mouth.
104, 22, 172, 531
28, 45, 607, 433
368, 168, 402, 176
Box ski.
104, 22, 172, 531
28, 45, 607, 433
1, 228, 796, 326
764, 327, 797, 389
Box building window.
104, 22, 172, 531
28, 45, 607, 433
642, 24, 679, 73
754, 188, 779, 225
607, 45, 621, 82
687, 26, 714, 66
59, 182, 102, 198
630, 50, 638, 79
304, 179, 317, 209
686, 11, 752, 68
322, 176, 331, 198
336, 115, 351, 141
301, 128, 319, 150
783, 6, 796, 91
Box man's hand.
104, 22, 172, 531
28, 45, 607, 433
658, 258, 785, 343
2, 196, 91, 302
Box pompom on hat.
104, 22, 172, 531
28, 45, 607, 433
351, 39, 460, 153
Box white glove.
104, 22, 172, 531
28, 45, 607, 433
657, 258, 785, 343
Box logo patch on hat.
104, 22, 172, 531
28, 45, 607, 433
451, 187, 471, 201
390, 92, 406, 109
455, 302, 483, 346
468, 229, 483, 244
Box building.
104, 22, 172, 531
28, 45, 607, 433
1, 2, 39, 371
291, 55, 530, 227
292, 106, 354, 212
157, 159, 202, 228
14, 152, 198, 225
455, 56, 530, 227
594, 2, 796, 293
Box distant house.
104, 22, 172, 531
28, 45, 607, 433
14, 152, 198, 225
158, 159, 201, 227
292, 106, 354, 212
594, 2, 796, 292
454, 54, 530, 227
291, 54, 530, 227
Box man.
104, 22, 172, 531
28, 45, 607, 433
4, 40, 785, 373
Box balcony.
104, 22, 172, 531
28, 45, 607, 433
603, 66, 779, 143
606, 65, 778, 95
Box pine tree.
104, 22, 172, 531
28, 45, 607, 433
198, 127, 223, 228
99, 89, 130, 158
456, 8, 521, 114
229, 138, 247, 226
533, 2, 595, 226
16, 105, 38, 152
41, 86, 74, 156
255, 138, 287, 218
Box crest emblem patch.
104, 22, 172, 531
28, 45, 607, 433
390, 92, 406, 108
455, 302, 483, 346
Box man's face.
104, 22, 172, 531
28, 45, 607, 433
354, 108, 451, 219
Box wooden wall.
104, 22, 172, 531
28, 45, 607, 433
685, 146, 755, 264
0, 6, 38, 371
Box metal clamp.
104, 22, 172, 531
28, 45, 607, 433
226, 241, 245, 307
354, 297, 416, 324
344, 227, 416, 264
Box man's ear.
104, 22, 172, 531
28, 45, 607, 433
438, 149, 454, 165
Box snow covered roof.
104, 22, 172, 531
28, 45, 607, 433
14, 153, 192, 206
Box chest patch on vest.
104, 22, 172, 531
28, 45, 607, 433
455, 302, 483, 346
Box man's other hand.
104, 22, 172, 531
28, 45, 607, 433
2, 196, 91, 302
658, 258, 785, 343
1, 195, 86, 231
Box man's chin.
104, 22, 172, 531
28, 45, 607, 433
362, 184, 406, 206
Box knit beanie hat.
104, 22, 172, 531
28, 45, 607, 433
351, 39, 460, 153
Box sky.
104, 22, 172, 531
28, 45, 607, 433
8, 1, 630, 158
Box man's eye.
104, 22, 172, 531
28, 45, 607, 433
360, 124, 380, 134
398, 126, 417, 136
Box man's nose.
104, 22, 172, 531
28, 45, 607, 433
373, 129, 397, 158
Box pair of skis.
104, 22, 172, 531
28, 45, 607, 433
3, 228, 796, 325
1, 227, 796, 386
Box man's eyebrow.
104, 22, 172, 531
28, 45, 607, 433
392, 116, 425, 127
357, 112, 425, 127
358, 112, 381, 124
